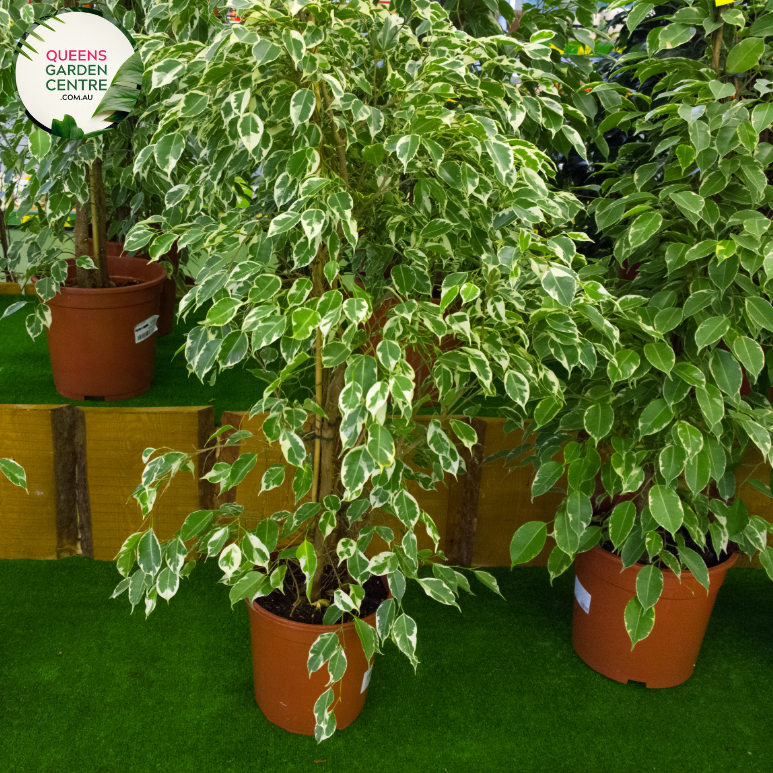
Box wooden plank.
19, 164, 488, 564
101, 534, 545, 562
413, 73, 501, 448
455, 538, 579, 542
0, 405, 61, 559
473, 419, 563, 568
216, 410, 245, 508
197, 406, 217, 510
734, 445, 773, 569
0, 283, 35, 295
82, 407, 210, 560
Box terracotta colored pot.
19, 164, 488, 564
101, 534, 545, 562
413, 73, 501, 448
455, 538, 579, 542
246, 599, 380, 735
572, 546, 737, 688
88, 239, 177, 337
42, 257, 166, 401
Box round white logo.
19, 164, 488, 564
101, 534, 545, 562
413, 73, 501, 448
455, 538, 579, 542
14, 9, 140, 138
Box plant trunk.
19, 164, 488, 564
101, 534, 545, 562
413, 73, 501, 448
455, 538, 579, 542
0, 208, 11, 280
309, 359, 346, 602
73, 200, 93, 287
305, 93, 352, 602
76, 159, 109, 289
711, 8, 726, 76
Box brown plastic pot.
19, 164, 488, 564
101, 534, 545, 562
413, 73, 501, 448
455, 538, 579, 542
572, 546, 738, 688
89, 239, 177, 337
246, 598, 380, 735
41, 257, 166, 401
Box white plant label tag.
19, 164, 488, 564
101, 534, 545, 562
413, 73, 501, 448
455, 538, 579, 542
360, 664, 373, 694
574, 576, 591, 614
134, 315, 159, 344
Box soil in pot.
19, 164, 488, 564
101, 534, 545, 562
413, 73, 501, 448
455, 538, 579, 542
247, 562, 388, 736
572, 545, 738, 688
42, 257, 166, 401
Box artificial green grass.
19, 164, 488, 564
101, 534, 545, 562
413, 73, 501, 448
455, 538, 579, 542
0, 294, 260, 423
0, 560, 770, 773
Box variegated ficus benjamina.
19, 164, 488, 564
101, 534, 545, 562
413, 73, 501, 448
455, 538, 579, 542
108, 0, 617, 741
0, 0, 191, 319
507, 0, 773, 649
0, 458, 27, 490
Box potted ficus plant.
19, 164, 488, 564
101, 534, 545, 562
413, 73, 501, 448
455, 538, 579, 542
109, 0, 608, 741
507, 0, 773, 688
0, 1, 169, 400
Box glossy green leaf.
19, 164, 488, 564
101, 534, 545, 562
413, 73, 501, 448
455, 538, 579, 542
685, 448, 711, 494
504, 371, 529, 409
649, 485, 683, 534
624, 596, 656, 649
531, 461, 564, 499
608, 501, 635, 549
0, 459, 27, 490
638, 399, 673, 437
628, 211, 662, 247
541, 266, 577, 307
659, 445, 687, 484
137, 530, 161, 575
695, 385, 724, 428
726, 37, 765, 73
644, 342, 675, 374
677, 545, 710, 592
636, 564, 663, 611
510, 521, 548, 565
533, 396, 563, 427
395, 135, 420, 171
154, 133, 185, 175
472, 570, 504, 598
297, 540, 318, 602
584, 403, 614, 443
608, 349, 640, 383
746, 296, 773, 332
732, 336, 764, 378
391, 613, 419, 668
709, 349, 742, 396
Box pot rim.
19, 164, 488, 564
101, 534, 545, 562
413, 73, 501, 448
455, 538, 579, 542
587, 544, 739, 578
34, 257, 166, 298
246, 595, 383, 633
245, 575, 389, 634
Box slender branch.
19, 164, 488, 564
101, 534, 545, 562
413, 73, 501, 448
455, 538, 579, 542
711, 8, 726, 76
320, 81, 349, 186
88, 164, 100, 269
311, 282, 323, 503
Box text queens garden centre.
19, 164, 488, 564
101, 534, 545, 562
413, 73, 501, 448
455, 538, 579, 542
46, 50, 109, 97
14, 10, 136, 135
